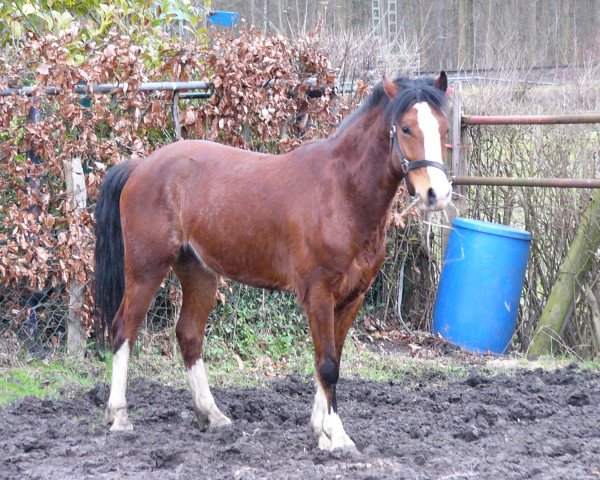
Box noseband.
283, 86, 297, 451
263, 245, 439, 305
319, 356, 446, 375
389, 125, 448, 177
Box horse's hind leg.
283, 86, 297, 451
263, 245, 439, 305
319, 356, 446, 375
173, 251, 231, 430
107, 255, 174, 431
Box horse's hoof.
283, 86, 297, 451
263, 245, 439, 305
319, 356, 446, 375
335, 443, 361, 457
317, 430, 360, 456
318, 441, 360, 457
110, 417, 134, 431
105, 407, 114, 424
106, 406, 133, 431
208, 413, 232, 429
317, 434, 332, 451
194, 407, 232, 430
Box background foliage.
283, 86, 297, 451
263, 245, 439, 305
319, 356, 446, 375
1, 1, 599, 364
213, 0, 600, 71
0, 0, 386, 361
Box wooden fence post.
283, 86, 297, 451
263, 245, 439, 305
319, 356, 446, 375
172, 91, 181, 140
443, 82, 468, 250
452, 83, 468, 206
64, 156, 87, 357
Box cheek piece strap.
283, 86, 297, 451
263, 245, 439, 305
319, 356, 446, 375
389, 125, 448, 177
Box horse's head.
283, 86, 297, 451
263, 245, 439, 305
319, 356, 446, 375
384, 72, 451, 211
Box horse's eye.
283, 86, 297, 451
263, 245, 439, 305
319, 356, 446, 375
401, 126, 411, 135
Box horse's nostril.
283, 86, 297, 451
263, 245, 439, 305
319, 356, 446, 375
427, 188, 436, 205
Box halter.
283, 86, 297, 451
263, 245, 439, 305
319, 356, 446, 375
389, 124, 448, 177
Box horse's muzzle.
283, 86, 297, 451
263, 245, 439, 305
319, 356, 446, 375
423, 186, 452, 211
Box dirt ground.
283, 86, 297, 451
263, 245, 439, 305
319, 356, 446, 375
1, 364, 600, 480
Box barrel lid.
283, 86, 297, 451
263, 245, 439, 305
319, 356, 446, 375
452, 218, 532, 240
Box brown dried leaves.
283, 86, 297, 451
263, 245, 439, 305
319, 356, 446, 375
0, 27, 363, 332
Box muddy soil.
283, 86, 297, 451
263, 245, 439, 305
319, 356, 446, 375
1, 367, 600, 480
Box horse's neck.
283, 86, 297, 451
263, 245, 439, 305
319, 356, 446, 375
330, 111, 402, 234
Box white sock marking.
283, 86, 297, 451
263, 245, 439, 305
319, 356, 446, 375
107, 340, 133, 430
108, 340, 129, 410
188, 359, 231, 428
310, 382, 356, 452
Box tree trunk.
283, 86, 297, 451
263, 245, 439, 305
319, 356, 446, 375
458, 0, 466, 66
341, 0, 352, 31
64, 156, 87, 358
559, 0, 570, 65
418, 2, 431, 70
294, 0, 300, 34
540, 1, 554, 65
584, 285, 600, 356
529, 0, 538, 64
277, 0, 284, 34
483, 0, 497, 67
457, 0, 474, 69
322, 0, 329, 27
529, 189, 600, 356
263, 0, 268, 33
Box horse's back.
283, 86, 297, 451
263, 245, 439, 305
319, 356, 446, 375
138, 139, 267, 174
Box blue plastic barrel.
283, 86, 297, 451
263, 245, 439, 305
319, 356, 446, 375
433, 218, 532, 354
207, 11, 239, 27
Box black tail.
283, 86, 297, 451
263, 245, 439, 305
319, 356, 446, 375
94, 161, 135, 345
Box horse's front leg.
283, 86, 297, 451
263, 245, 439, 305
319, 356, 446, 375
304, 287, 358, 454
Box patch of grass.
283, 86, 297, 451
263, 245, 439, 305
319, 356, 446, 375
481, 351, 600, 374
522, 354, 600, 372
127, 350, 188, 388
339, 338, 471, 384
0, 358, 105, 405
579, 359, 600, 371
3, 333, 596, 407
0, 370, 47, 403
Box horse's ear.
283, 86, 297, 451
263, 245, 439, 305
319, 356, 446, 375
383, 76, 399, 99
434, 71, 448, 93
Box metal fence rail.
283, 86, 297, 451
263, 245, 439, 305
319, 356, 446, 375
0, 81, 211, 97
463, 114, 600, 125
451, 177, 600, 188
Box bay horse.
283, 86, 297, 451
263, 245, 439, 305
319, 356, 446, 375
94, 73, 451, 453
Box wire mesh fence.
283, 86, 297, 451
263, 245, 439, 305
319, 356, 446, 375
0, 213, 441, 362
0, 275, 182, 364
0, 282, 68, 363
3, 144, 598, 361
365, 215, 445, 333
2, 76, 600, 361
463, 120, 600, 356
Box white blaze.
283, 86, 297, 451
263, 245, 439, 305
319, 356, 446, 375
415, 102, 443, 163
414, 102, 451, 207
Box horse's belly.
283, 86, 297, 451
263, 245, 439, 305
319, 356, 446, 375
187, 233, 291, 291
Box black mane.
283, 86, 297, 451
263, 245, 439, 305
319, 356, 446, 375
338, 76, 448, 131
